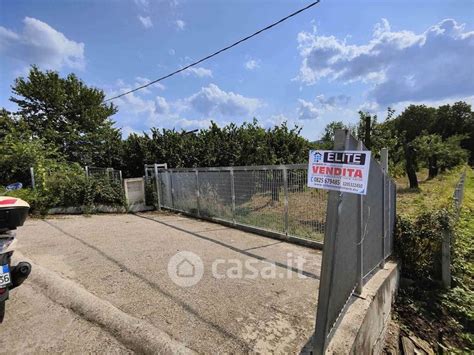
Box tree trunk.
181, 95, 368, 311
405, 145, 418, 189
364, 115, 371, 149
428, 156, 439, 180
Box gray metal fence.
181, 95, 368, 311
145, 132, 396, 353
453, 170, 466, 217
442, 169, 468, 288
151, 165, 327, 245
313, 130, 397, 354
85, 166, 123, 184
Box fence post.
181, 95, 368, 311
313, 129, 347, 355
283, 166, 289, 236
355, 141, 364, 295
230, 168, 236, 225
169, 170, 175, 209
442, 229, 451, 289
195, 170, 200, 217
154, 164, 161, 211
30, 167, 36, 189
381, 148, 389, 268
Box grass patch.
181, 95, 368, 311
396, 166, 465, 219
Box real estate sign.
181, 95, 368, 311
307, 150, 371, 195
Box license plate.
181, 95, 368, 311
0, 264, 10, 287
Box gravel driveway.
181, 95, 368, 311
1, 212, 322, 353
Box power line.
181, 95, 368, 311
104, 0, 321, 103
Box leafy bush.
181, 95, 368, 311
37, 164, 87, 208
144, 180, 157, 208
394, 169, 473, 351
395, 209, 453, 281
3, 170, 125, 214
85, 177, 125, 207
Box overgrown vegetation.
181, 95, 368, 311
322, 104, 474, 187
1, 172, 125, 215
393, 167, 473, 351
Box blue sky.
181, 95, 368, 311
1, 0, 473, 140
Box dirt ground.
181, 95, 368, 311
0, 212, 322, 353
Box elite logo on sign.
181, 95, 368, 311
307, 150, 371, 195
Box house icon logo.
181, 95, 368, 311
313, 151, 322, 163
168, 251, 204, 287
177, 258, 195, 278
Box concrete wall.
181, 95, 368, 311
326, 261, 399, 354
124, 178, 153, 212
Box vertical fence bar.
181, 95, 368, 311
355, 141, 364, 295
230, 168, 236, 225
442, 229, 451, 289
380, 148, 388, 267
170, 170, 175, 209
30, 167, 36, 189
314, 192, 343, 355
85, 165, 89, 178
195, 170, 200, 217
153, 164, 161, 211
283, 166, 289, 236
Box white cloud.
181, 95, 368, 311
121, 125, 141, 138
244, 59, 260, 70
155, 96, 170, 114
138, 15, 153, 29
316, 94, 351, 109
0, 17, 85, 70
358, 101, 380, 113
186, 84, 261, 116
297, 18, 474, 105
297, 99, 321, 120
261, 114, 291, 128
110, 79, 167, 118
174, 118, 212, 130
296, 94, 350, 121
110, 81, 263, 135
134, 0, 149, 8
182, 66, 213, 78
116, 91, 156, 117
175, 20, 186, 31
168, 48, 176, 56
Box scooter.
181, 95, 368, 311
0, 196, 32, 323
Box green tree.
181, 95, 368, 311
433, 101, 474, 165
413, 134, 468, 178
393, 105, 437, 188
357, 111, 376, 149
121, 132, 152, 177
0, 132, 62, 186
317, 121, 347, 149
10, 66, 122, 167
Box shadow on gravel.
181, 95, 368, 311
133, 213, 320, 280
